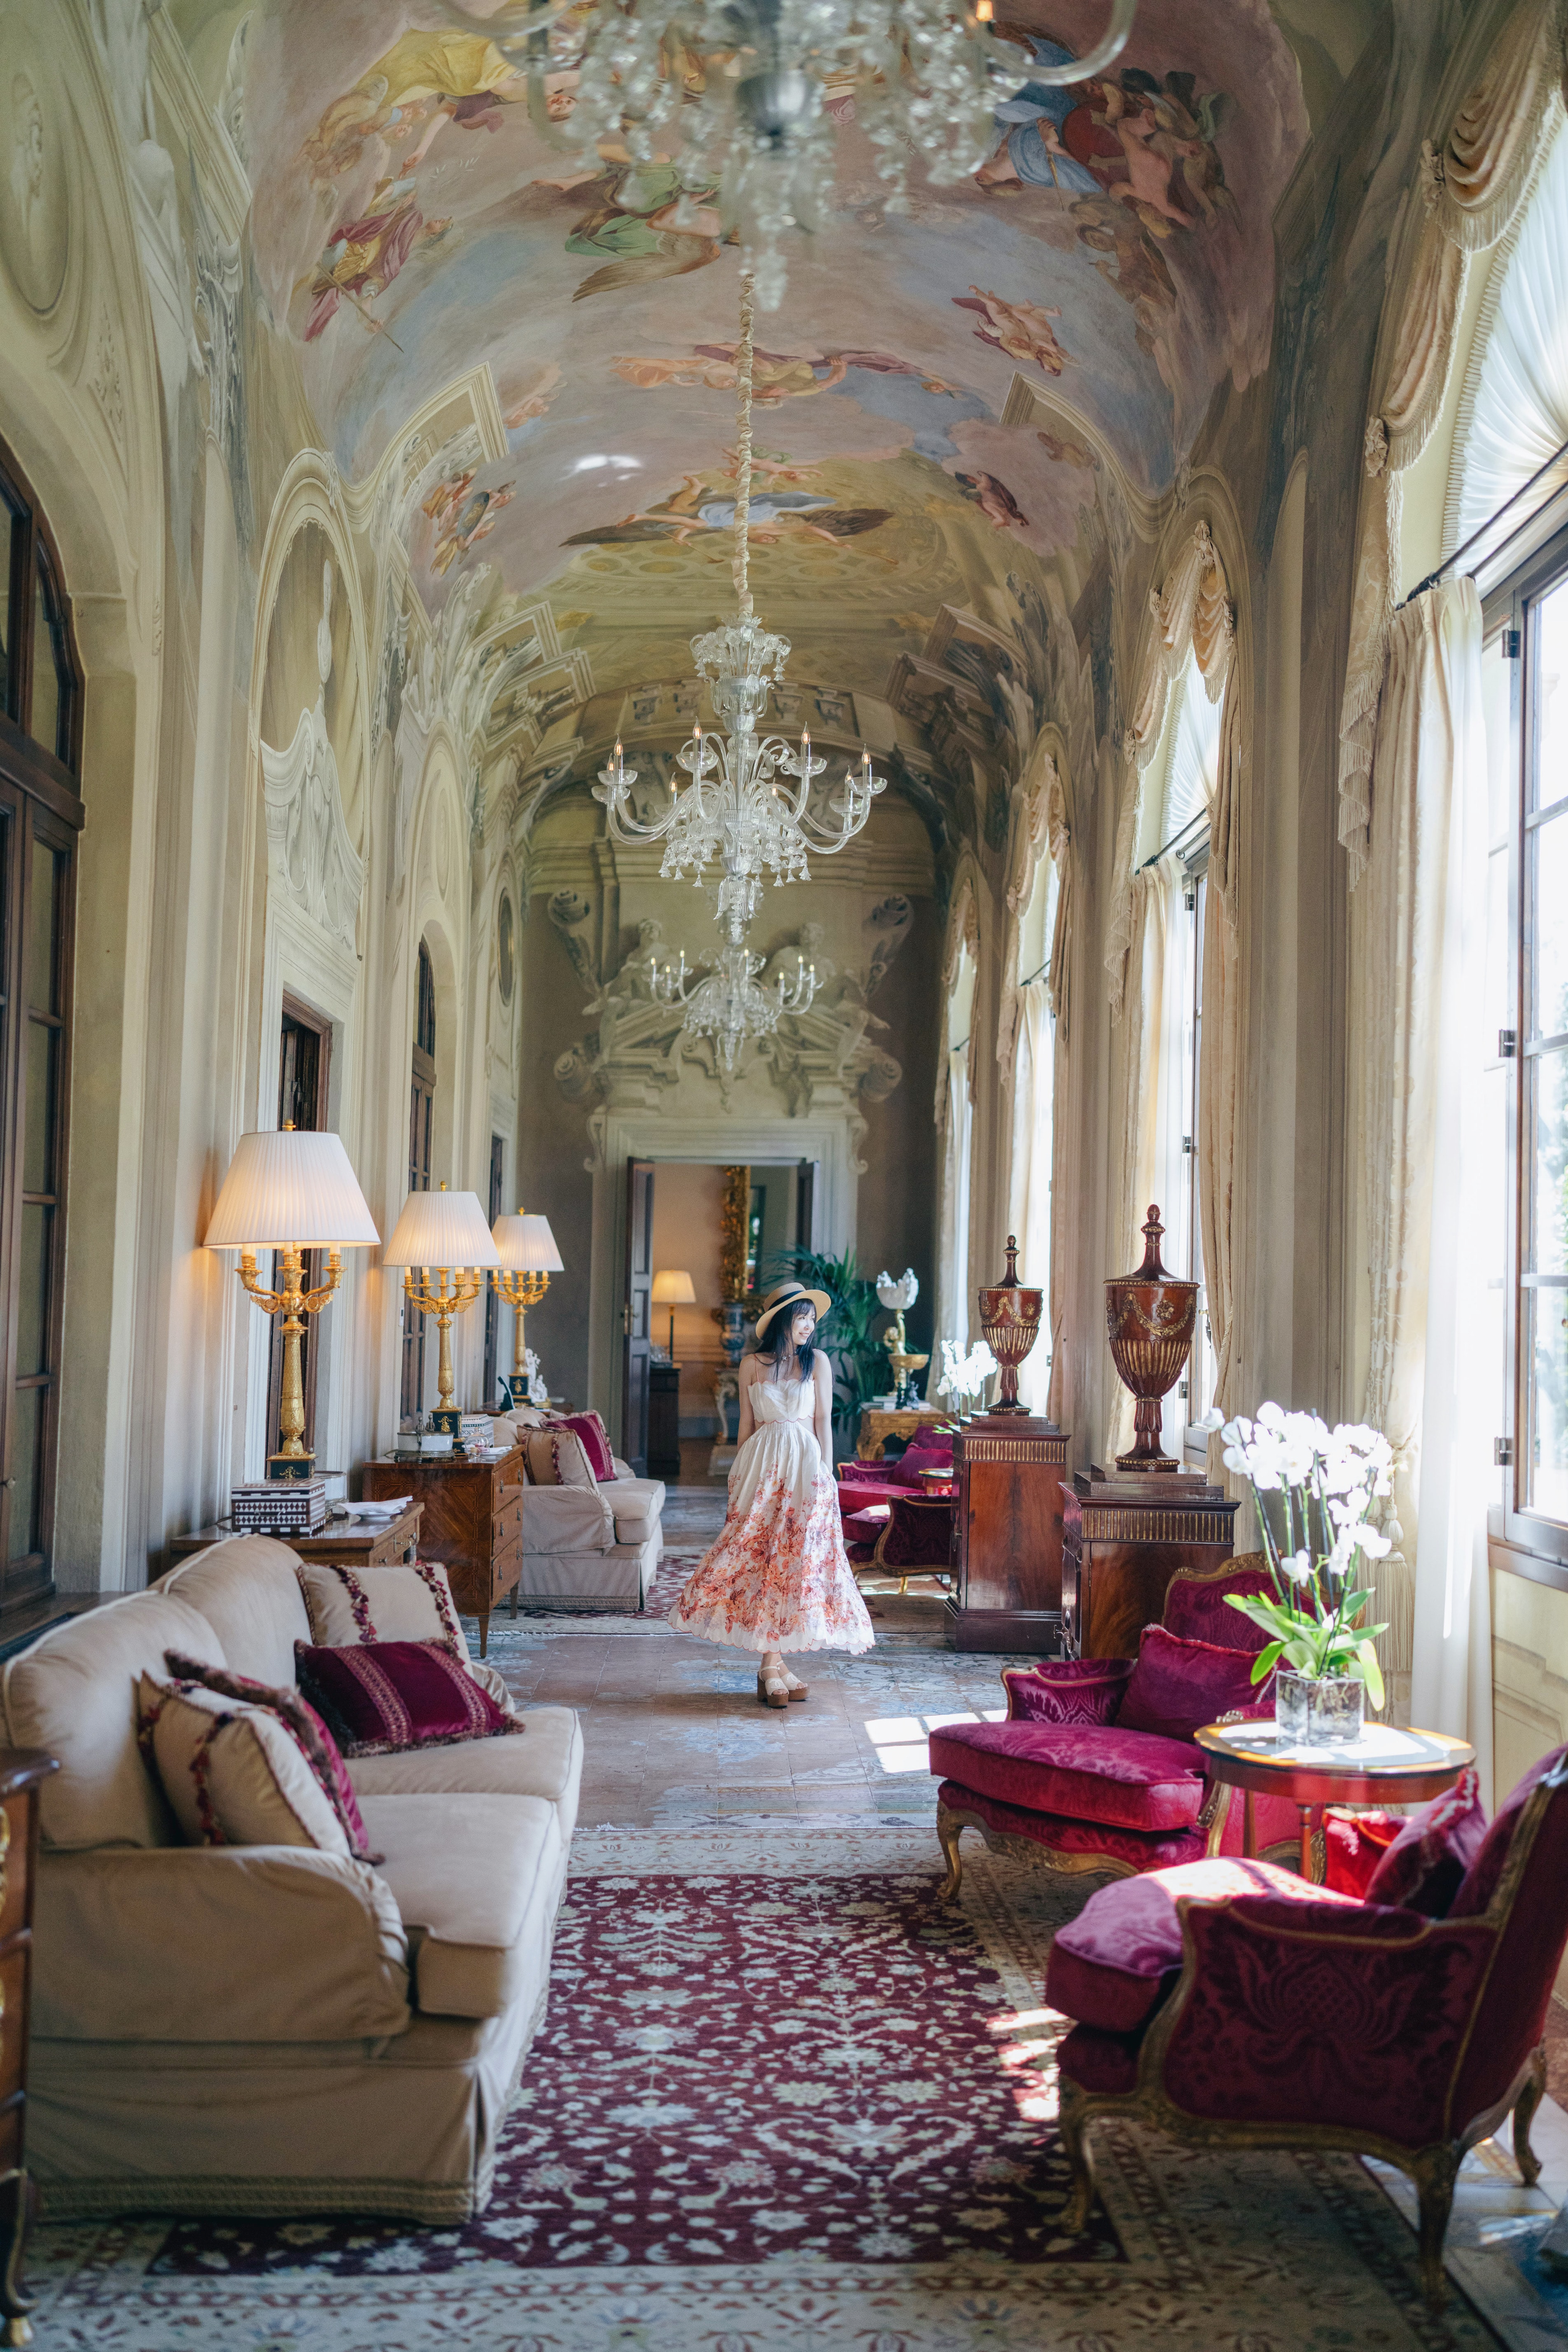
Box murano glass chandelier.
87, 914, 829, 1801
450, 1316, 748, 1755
650, 937, 817, 1075
436, 0, 1136, 308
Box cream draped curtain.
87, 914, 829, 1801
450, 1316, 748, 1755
935, 884, 980, 1369
1338, 0, 1566, 884
1107, 521, 1242, 1468
1353, 580, 1491, 1775
1006, 984, 1053, 1416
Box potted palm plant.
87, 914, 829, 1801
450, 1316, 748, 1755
1219, 1404, 1394, 1743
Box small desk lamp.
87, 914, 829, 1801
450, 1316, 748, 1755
651, 1268, 696, 1360
382, 1183, 501, 1433
204, 1127, 380, 1481
490, 1208, 564, 1405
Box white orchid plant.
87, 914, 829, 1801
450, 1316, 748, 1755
937, 1339, 999, 1409
1219, 1404, 1394, 1708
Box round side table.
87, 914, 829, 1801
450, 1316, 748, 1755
1194, 1719, 1476, 1881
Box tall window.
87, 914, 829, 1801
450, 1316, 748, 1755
0, 434, 82, 1612
401, 940, 436, 1422
1483, 532, 1568, 1552
1137, 658, 1219, 1463
1007, 852, 1058, 1413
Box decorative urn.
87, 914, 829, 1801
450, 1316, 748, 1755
975, 1234, 1044, 1417
1105, 1205, 1197, 1471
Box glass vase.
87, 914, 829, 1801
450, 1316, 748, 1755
1274, 1672, 1365, 1746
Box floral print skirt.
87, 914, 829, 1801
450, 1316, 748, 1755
667, 1420, 875, 1656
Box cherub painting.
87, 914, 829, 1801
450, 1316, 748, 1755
952, 288, 1071, 375
428, 479, 516, 576
302, 31, 526, 184
952, 470, 1029, 533
565, 163, 724, 300
613, 343, 962, 403
292, 179, 451, 341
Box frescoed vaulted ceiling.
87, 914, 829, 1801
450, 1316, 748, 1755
176, 0, 1381, 758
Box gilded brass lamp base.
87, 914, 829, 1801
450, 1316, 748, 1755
269, 1451, 317, 1482
493, 1267, 550, 1411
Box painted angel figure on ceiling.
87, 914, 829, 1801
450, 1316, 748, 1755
294, 177, 452, 342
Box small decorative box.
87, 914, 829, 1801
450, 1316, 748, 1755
457, 1414, 495, 1453
231, 1479, 329, 1535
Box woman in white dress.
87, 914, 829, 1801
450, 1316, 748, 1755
667, 1282, 875, 1703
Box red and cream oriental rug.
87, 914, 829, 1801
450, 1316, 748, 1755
29, 1820, 1563, 2350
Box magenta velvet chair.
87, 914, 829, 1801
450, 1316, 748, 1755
1047, 1744, 1568, 2308
930, 1557, 1300, 1898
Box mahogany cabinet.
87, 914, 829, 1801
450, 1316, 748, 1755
361, 1447, 525, 1656
0, 1747, 56, 2343
944, 1415, 1069, 1653
1061, 1470, 1238, 1658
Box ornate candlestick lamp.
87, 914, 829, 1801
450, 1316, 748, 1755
490, 1208, 564, 1405
975, 1235, 1045, 1417
382, 1184, 501, 1435
203, 1126, 380, 1480
1104, 1205, 1197, 1472
875, 1268, 928, 1406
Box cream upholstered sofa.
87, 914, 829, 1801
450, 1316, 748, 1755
3, 1534, 582, 2221
492, 1412, 664, 1611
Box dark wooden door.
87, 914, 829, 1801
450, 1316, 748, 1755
796, 1158, 817, 1252
483, 1132, 504, 1407
401, 941, 437, 1422
623, 1159, 654, 1476
267, 997, 331, 1461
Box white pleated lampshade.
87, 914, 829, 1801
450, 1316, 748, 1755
204, 1130, 380, 1249
492, 1210, 564, 1274
652, 1268, 696, 1305
382, 1185, 501, 1270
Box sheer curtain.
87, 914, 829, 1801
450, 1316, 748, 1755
945, 1043, 973, 1359
1007, 981, 1052, 1414
1357, 578, 1491, 1779
1108, 858, 1181, 1459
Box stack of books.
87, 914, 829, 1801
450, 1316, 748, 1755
231, 1479, 329, 1535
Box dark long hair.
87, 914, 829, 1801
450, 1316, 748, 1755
760, 1298, 821, 1383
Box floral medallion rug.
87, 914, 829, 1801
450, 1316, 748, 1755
28, 1820, 1559, 2352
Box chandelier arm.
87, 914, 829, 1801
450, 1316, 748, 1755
1003, 0, 1137, 84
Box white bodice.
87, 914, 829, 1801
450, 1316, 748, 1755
750, 1375, 816, 1428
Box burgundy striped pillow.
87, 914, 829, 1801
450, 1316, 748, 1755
295, 1640, 523, 1759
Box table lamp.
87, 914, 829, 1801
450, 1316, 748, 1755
204, 1126, 380, 1480
490, 1207, 564, 1405
652, 1268, 696, 1360
382, 1183, 502, 1433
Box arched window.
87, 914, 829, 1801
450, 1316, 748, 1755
402, 939, 437, 1421
0, 433, 83, 1611
1136, 656, 1221, 1461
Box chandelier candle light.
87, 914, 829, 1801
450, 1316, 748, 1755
382, 1184, 502, 1435
490, 1207, 565, 1406
203, 1126, 380, 1481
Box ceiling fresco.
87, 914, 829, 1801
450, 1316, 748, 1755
175, 0, 1379, 714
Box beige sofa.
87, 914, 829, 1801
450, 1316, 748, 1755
492, 1414, 664, 1610
2, 1535, 582, 2221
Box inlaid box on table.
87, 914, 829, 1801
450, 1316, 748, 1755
360, 1447, 526, 1657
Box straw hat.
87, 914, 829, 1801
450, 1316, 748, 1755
753, 1280, 831, 1343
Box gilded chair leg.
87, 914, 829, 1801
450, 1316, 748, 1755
1412, 2146, 1458, 2311
1059, 2082, 1097, 2233
1513, 2044, 1547, 2187
937, 1806, 964, 1902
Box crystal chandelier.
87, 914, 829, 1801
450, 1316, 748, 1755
437, 0, 1137, 308
593, 260, 884, 943
651, 937, 817, 1074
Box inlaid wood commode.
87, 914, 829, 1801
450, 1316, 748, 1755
360, 1447, 525, 1656
0, 1748, 57, 2346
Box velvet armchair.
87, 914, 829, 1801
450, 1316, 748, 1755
1047, 1743, 1568, 2307
929, 1556, 1300, 1897
840, 1441, 956, 1589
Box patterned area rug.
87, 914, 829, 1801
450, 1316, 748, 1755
30, 1822, 1555, 2349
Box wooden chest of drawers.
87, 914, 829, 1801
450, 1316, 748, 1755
360, 1448, 526, 1655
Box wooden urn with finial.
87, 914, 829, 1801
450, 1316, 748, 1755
1104, 1204, 1197, 1474
975, 1233, 1044, 1417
